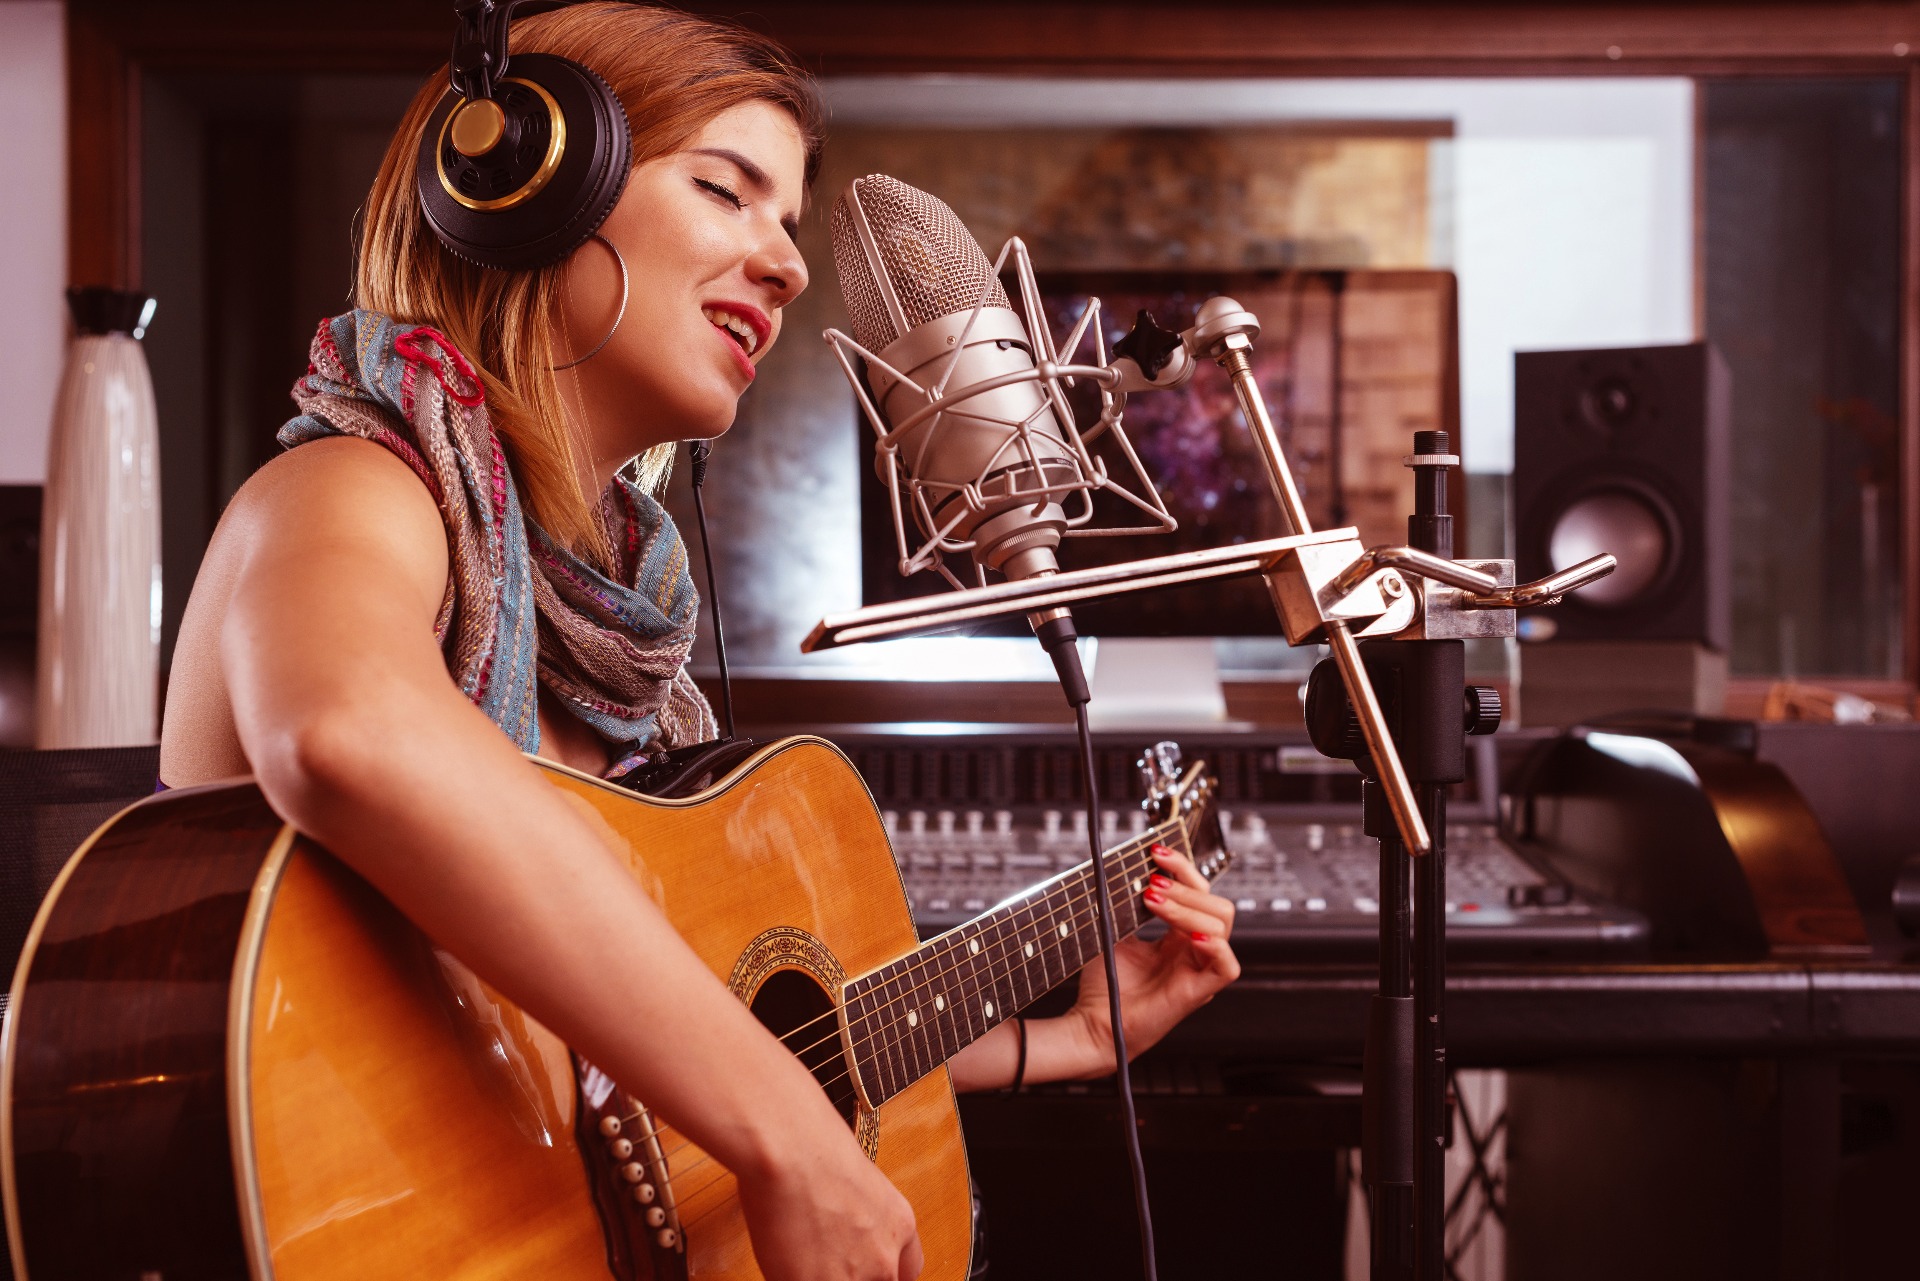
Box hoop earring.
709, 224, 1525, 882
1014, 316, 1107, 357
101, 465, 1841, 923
552, 233, 629, 371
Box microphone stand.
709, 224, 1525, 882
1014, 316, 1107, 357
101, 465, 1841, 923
1303, 434, 1501, 1279
809, 287, 1614, 1278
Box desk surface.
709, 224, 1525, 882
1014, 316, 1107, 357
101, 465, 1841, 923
1169, 962, 1920, 1063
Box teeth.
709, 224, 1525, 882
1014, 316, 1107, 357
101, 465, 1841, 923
701, 307, 759, 356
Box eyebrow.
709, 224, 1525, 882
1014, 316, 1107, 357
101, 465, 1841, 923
692, 147, 801, 239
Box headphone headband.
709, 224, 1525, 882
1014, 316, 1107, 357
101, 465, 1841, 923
450, 0, 545, 101
419, 1, 631, 271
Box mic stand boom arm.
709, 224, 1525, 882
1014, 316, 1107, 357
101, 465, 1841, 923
1185, 297, 1437, 855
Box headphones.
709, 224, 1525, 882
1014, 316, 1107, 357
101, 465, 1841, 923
415, 1, 631, 271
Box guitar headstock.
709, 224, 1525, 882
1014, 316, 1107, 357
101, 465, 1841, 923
1138, 740, 1232, 882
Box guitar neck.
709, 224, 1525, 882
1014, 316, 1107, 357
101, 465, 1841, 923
839, 817, 1191, 1109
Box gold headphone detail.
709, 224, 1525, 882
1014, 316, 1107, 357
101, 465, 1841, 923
448, 98, 507, 157
436, 77, 569, 213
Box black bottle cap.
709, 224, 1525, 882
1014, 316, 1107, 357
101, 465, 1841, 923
66, 287, 156, 340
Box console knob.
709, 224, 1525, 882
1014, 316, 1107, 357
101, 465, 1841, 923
908, 810, 927, 836
966, 810, 985, 836
1464, 685, 1503, 736
937, 810, 956, 837
994, 810, 1015, 837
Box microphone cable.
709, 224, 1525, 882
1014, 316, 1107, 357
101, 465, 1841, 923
687, 439, 736, 742
1033, 613, 1160, 1281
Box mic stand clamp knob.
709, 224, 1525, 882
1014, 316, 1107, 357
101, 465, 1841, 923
1112, 309, 1186, 381
1464, 685, 1503, 736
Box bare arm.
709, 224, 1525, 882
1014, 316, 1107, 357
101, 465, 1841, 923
212, 438, 918, 1280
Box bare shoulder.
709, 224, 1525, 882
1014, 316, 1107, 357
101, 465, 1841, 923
160, 437, 451, 784
224, 436, 447, 577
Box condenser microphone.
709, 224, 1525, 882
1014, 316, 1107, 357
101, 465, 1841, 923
830, 174, 1086, 583
832, 175, 1168, 1279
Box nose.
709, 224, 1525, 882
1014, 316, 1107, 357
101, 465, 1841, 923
749, 228, 808, 307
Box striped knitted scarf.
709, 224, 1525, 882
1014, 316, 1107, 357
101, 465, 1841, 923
281, 309, 715, 773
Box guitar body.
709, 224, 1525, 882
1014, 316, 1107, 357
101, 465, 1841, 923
1, 736, 973, 1280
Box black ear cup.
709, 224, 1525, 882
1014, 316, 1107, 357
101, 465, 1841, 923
415, 52, 632, 272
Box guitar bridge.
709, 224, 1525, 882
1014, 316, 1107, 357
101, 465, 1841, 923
575, 1057, 688, 1279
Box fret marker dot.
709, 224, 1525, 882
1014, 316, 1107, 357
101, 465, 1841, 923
969, 939, 981, 954
1059, 924, 1070, 937
1025, 942, 1035, 958
934, 996, 945, 1012
1134, 878, 1143, 892
983, 1001, 994, 1018
907, 1010, 919, 1028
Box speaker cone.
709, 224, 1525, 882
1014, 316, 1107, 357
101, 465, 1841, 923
1548, 488, 1675, 608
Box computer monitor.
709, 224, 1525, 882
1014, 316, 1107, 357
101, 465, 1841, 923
857, 269, 1459, 638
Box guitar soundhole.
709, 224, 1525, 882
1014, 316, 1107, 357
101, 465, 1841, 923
750, 968, 860, 1130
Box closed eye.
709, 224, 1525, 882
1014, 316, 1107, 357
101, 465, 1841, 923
694, 177, 744, 209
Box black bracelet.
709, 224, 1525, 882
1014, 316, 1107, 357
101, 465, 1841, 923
1005, 1017, 1029, 1095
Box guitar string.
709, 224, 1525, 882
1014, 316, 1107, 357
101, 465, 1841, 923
691, 832, 1174, 1113
741, 831, 1172, 1069
715, 821, 1197, 1074
646, 846, 1231, 1229
637, 852, 1160, 1189
628, 824, 1171, 1107
658, 863, 1162, 1236
641, 826, 1203, 1173
594, 817, 1216, 1206
633, 848, 1171, 1197
627, 832, 1211, 1194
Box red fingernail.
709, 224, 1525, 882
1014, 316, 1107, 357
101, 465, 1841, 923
1151, 843, 1172, 857
1150, 873, 1170, 888
1190, 932, 1209, 942
1144, 889, 1166, 904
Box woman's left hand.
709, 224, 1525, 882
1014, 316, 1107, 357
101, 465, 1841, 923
947, 842, 1240, 1092
1061, 842, 1241, 1074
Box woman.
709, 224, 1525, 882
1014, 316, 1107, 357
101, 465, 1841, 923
158, 5, 1239, 1278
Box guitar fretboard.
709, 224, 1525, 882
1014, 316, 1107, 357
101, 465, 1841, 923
839, 820, 1193, 1108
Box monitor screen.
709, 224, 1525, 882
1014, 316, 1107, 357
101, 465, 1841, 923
857, 269, 1456, 636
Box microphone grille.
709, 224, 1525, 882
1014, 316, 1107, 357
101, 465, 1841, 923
831, 174, 1011, 353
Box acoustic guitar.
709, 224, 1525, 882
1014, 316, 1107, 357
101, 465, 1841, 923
0, 734, 1225, 1280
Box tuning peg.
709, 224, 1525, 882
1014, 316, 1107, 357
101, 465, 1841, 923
1152, 741, 1183, 785
1136, 750, 1162, 800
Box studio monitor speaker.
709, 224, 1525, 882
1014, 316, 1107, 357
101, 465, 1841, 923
1514, 342, 1730, 650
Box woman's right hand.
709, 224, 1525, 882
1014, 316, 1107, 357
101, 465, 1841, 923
735, 1110, 922, 1281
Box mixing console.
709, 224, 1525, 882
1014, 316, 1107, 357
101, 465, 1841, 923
825, 728, 1647, 959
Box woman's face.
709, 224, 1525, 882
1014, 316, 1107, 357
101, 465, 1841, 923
557, 98, 810, 463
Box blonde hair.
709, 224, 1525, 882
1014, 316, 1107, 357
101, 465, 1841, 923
356, 2, 823, 559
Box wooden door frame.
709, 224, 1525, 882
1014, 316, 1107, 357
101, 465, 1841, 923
66, 0, 1920, 687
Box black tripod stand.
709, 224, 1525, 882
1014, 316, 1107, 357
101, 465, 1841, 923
1306, 430, 1501, 1279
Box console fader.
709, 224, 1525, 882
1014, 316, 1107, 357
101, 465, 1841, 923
827, 728, 1646, 959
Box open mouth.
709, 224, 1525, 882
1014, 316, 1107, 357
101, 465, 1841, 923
703, 307, 761, 357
